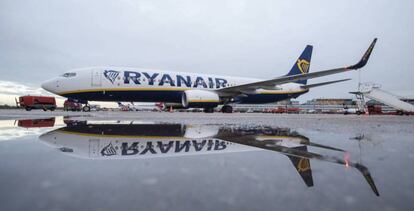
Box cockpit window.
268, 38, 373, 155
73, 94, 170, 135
62, 72, 77, 77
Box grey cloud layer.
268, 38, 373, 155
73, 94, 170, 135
0, 0, 413, 101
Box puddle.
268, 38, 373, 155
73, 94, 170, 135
1, 117, 414, 210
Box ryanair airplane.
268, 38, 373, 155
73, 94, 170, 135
41, 39, 377, 112
38, 120, 379, 196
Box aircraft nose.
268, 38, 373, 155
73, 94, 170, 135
39, 132, 54, 144
41, 78, 58, 94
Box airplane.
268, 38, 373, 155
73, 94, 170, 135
41, 39, 377, 113
39, 120, 379, 196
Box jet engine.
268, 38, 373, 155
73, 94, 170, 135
181, 90, 220, 108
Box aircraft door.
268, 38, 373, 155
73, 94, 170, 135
91, 69, 102, 86
89, 139, 100, 158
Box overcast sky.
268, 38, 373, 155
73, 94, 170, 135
1, 0, 413, 105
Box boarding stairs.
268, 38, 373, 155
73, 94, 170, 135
358, 83, 414, 112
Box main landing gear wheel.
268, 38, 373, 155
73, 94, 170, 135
221, 105, 233, 113
82, 105, 91, 112
204, 107, 215, 113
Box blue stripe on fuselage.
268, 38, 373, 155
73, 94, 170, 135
63, 90, 183, 103
62, 90, 308, 104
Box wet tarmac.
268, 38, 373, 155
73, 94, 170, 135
0, 112, 414, 210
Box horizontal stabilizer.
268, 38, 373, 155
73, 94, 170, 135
301, 78, 351, 89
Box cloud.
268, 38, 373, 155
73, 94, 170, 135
0, 80, 47, 96
1, 0, 414, 103
0, 120, 51, 141
0, 80, 118, 107
0, 80, 64, 106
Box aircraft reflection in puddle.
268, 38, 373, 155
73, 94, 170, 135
38, 120, 379, 196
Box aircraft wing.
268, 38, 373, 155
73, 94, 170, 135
216, 38, 377, 95
300, 78, 351, 89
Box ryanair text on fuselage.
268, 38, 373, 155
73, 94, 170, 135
105, 70, 229, 89
102, 139, 228, 157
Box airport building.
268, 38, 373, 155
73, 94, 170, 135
232, 97, 414, 114
232, 98, 355, 113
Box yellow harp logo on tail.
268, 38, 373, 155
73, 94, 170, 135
297, 158, 311, 172
297, 59, 310, 74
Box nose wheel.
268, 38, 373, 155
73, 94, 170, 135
82, 105, 91, 112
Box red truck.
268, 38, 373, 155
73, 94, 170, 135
17, 96, 56, 111
63, 100, 82, 111
367, 105, 382, 115
18, 118, 56, 128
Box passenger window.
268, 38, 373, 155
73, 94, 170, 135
62, 72, 76, 77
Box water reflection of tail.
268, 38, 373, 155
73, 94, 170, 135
39, 121, 379, 196
216, 127, 379, 196
286, 147, 314, 187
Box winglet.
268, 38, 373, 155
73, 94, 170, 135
347, 38, 377, 70
355, 163, 380, 196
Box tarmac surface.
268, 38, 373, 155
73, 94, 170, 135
1, 109, 414, 211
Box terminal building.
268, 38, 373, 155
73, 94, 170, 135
232, 97, 414, 113
232, 98, 353, 113
299, 98, 354, 113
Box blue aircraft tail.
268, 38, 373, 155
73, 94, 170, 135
286, 45, 313, 85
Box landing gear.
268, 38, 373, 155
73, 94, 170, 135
221, 105, 233, 113
204, 107, 215, 113
82, 105, 91, 112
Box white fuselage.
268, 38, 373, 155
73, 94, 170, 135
41, 67, 307, 105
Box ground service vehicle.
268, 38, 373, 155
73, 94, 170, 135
16, 96, 56, 111
63, 100, 82, 111
18, 118, 56, 128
